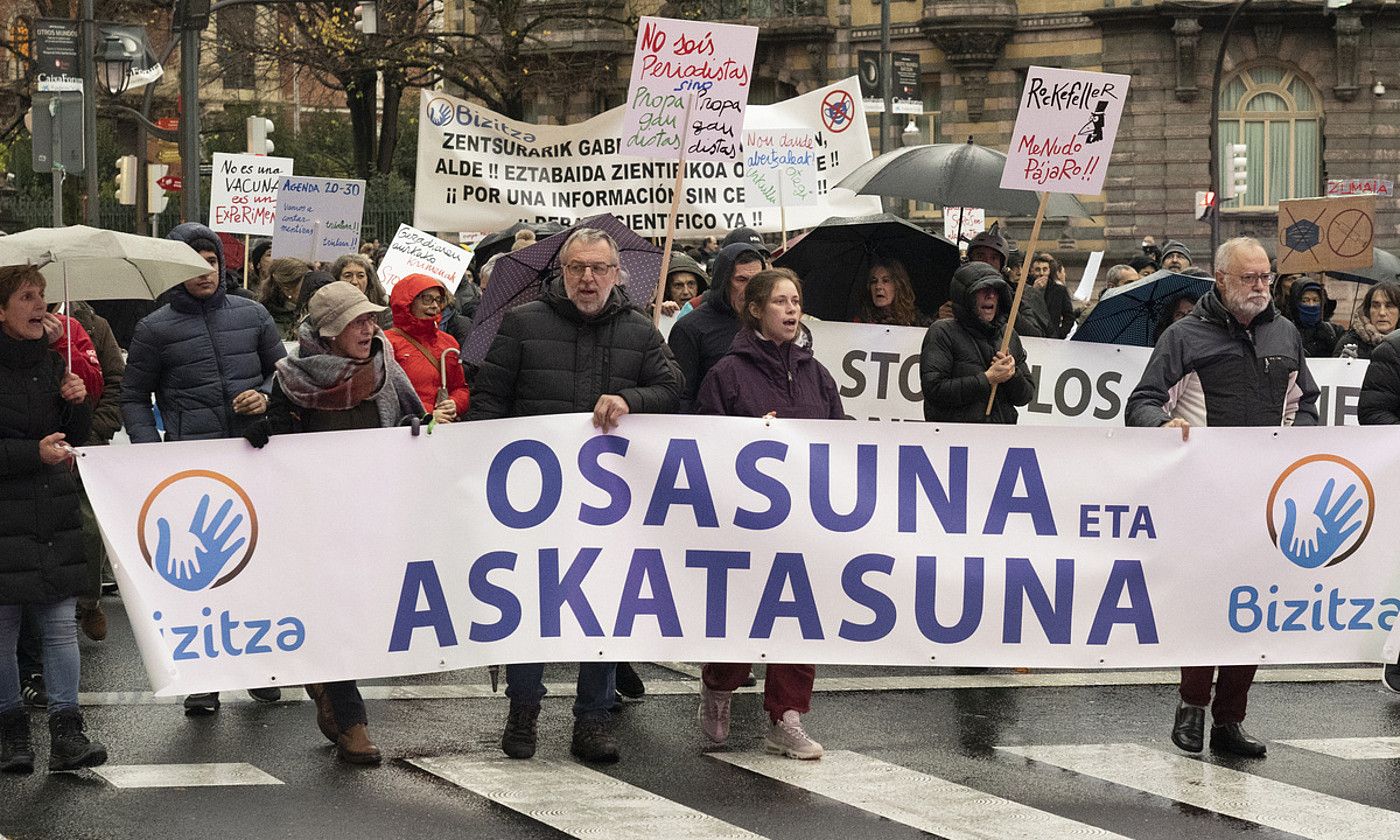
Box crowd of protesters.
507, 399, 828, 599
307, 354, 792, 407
3, 212, 1400, 779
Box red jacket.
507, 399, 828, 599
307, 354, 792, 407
49, 313, 103, 404
385, 274, 469, 415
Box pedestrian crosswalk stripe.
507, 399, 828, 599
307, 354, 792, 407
409, 755, 768, 839
1277, 736, 1400, 760
92, 762, 283, 789
998, 743, 1400, 839
712, 749, 1130, 839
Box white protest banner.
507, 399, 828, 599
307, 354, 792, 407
622, 16, 758, 161
209, 153, 294, 236
270, 176, 366, 263
1000, 66, 1129, 195
377, 224, 472, 294
743, 129, 818, 208
414, 78, 881, 237
79, 416, 1400, 696
943, 208, 985, 243
807, 321, 1370, 427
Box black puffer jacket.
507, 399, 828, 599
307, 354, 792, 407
0, 333, 92, 605
121, 285, 286, 442
668, 242, 764, 411
920, 262, 1036, 424
1359, 331, 1400, 424
467, 278, 682, 419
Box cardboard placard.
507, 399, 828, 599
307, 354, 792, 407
742, 129, 817, 208
1277, 195, 1376, 273
377, 224, 472, 295
209, 153, 294, 236
270, 176, 366, 263
1000, 66, 1130, 195
621, 16, 758, 162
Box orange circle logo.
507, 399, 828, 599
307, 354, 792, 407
1265, 455, 1373, 569
137, 470, 258, 591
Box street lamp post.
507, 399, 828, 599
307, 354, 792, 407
1208, 0, 1255, 262
80, 0, 98, 226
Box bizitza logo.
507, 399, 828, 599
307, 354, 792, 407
1266, 455, 1373, 569
426, 98, 454, 127
137, 470, 258, 592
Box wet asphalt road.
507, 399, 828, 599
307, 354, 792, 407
4, 597, 1400, 840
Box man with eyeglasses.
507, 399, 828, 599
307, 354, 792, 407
1127, 235, 1319, 760
467, 226, 681, 765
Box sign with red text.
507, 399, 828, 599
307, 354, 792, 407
943, 207, 985, 243
742, 129, 818, 208
209, 153, 294, 236
1328, 178, 1394, 197
622, 15, 758, 162
1000, 66, 1129, 195
377, 224, 472, 295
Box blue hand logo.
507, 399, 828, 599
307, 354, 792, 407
153, 494, 248, 591
427, 99, 454, 127
1279, 478, 1364, 569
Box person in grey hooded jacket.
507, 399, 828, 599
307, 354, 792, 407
667, 242, 766, 411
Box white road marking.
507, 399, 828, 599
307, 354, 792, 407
1277, 736, 1400, 760
713, 750, 1129, 839
409, 754, 767, 839
76, 665, 1380, 706
999, 742, 1400, 839
92, 762, 283, 789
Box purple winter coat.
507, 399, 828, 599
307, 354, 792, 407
695, 327, 845, 419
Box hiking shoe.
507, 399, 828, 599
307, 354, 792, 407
500, 704, 540, 759
698, 684, 731, 744
77, 600, 107, 642
570, 716, 619, 764
247, 687, 282, 703
183, 692, 220, 715
764, 710, 823, 760
0, 709, 33, 774
21, 674, 47, 709
615, 663, 645, 699
1383, 662, 1400, 694
48, 710, 107, 772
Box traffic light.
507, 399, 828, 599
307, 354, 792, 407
353, 2, 378, 35
246, 116, 274, 155
1195, 190, 1215, 221
114, 155, 137, 205
1229, 143, 1248, 200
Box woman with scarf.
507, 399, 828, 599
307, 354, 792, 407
384, 274, 470, 422
244, 283, 441, 764
1334, 281, 1400, 359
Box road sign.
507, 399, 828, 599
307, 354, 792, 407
156, 173, 182, 191
30, 91, 84, 173
156, 117, 179, 131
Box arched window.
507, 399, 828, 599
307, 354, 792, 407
1218, 63, 1322, 210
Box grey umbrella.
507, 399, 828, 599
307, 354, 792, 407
1323, 247, 1400, 285
835, 139, 1091, 218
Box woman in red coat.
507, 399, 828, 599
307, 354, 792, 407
384, 274, 469, 422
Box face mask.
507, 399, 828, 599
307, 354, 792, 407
1297, 303, 1322, 327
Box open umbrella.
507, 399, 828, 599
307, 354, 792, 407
1324, 247, 1400, 285
0, 225, 212, 302
1072, 269, 1215, 347
466, 221, 568, 281
772, 213, 960, 321
836, 139, 1091, 218
462, 214, 662, 365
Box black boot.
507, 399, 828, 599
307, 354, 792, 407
1171, 702, 1205, 753
1, 709, 33, 774
570, 716, 619, 764
500, 704, 540, 759
1210, 722, 1267, 757
615, 663, 645, 699
48, 709, 107, 772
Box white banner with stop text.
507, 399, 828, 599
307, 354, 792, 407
79, 416, 1398, 696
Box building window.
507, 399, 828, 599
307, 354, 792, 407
218, 6, 256, 90
1217, 62, 1321, 210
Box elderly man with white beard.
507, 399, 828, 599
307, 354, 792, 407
1126, 236, 1319, 760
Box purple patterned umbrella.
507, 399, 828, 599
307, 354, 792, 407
462, 214, 664, 365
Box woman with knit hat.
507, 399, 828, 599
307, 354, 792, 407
384, 274, 470, 421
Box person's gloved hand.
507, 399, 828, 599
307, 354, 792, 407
243, 419, 270, 449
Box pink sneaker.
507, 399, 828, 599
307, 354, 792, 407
698, 684, 731, 744
764, 710, 823, 760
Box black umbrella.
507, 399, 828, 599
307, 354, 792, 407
1324, 247, 1400, 285
836, 139, 1091, 218
462, 214, 663, 365
466, 221, 568, 281
773, 214, 961, 321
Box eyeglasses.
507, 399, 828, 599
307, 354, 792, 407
563, 262, 618, 279
414, 294, 445, 307
1222, 272, 1276, 287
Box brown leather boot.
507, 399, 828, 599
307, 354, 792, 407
336, 724, 381, 765
77, 599, 107, 642
304, 684, 339, 744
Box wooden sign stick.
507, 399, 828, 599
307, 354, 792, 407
986, 190, 1049, 415
779, 176, 788, 252
653, 95, 695, 327
243, 234, 251, 288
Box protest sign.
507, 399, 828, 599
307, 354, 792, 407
377, 224, 472, 294
1000, 66, 1130, 196
270, 176, 366, 263
622, 16, 758, 162
1072, 251, 1104, 302
743, 129, 818, 208
806, 320, 1369, 428
80, 415, 1400, 696
414, 78, 881, 236
1277, 194, 1376, 274
943, 207, 985, 243
209, 153, 294, 236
